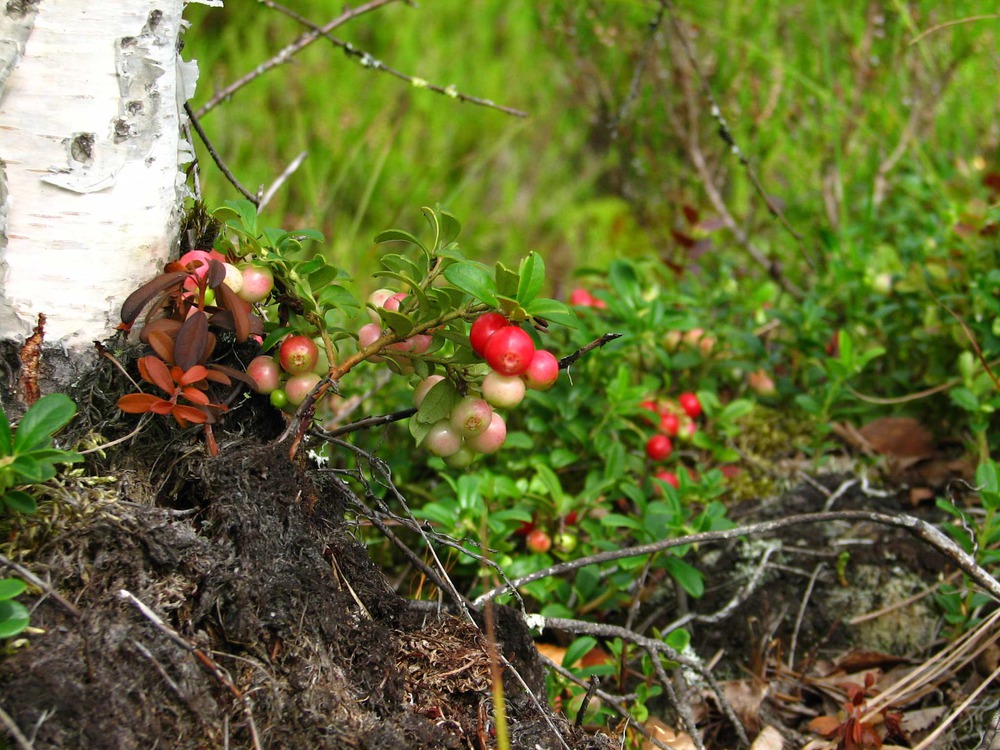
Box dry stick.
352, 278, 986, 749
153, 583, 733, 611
0, 554, 80, 619
117, 589, 263, 750
651, 657, 706, 750
226, 0, 528, 120
474, 509, 1000, 605
662, 0, 815, 289
788, 562, 825, 672
913, 661, 1000, 749
0, 705, 33, 750
184, 102, 259, 205
257, 149, 308, 211
197, 0, 399, 117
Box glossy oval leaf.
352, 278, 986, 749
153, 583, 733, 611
0, 598, 30, 638
443, 262, 498, 307
3, 490, 37, 514
13, 394, 77, 454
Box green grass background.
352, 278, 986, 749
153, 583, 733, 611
183, 1, 998, 294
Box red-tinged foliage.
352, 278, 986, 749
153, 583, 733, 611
807, 674, 906, 750
118, 355, 227, 428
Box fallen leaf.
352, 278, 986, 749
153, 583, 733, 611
641, 717, 697, 750
750, 725, 784, 750
857, 417, 934, 459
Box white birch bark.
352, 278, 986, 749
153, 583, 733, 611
0, 0, 209, 378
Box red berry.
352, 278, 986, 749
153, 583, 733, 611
280, 335, 319, 375
469, 313, 509, 356
484, 326, 535, 376
526, 529, 552, 554
564, 511, 579, 526
522, 349, 559, 390
645, 434, 673, 461
659, 412, 680, 436
678, 392, 702, 419
569, 288, 595, 307
654, 470, 680, 490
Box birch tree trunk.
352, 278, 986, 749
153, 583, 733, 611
0, 0, 206, 398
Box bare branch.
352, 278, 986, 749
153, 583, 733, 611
184, 103, 258, 205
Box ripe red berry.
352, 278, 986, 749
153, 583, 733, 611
659, 412, 680, 436
526, 529, 552, 554
654, 470, 680, 490
645, 434, 673, 461
569, 288, 596, 307
678, 392, 702, 419
280, 335, 319, 375
469, 312, 509, 356
484, 326, 535, 376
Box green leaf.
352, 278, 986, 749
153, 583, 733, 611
374, 229, 427, 253
438, 210, 462, 247
718, 399, 754, 423
377, 310, 415, 338
443, 261, 498, 307
977, 460, 1000, 495
949, 387, 979, 412
0, 578, 26, 600
3, 490, 37, 514
494, 262, 519, 298
0, 408, 10, 457
13, 394, 77, 453
563, 636, 597, 668
662, 556, 704, 598
524, 298, 577, 328
415, 380, 460, 425
317, 284, 360, 311
600, 513, 644, 531
517, 252, 545, 305
224, 199, 258, 235
261, 326, 295, 354
10, 456, 48, 483
0, 599, 30, 638
664, 627, 690, 652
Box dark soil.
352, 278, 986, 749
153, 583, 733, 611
0, 441, 615, 750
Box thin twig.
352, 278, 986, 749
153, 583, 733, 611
257, 150, 308, 211
662, 0, 816, 285
0, 554, 80, 619
184, 103, 258, 205
559, 333, 623, 370
0, 705, 34, 750
474, 509, 1000, 604
117, 589, 263, 750
909, 14, 1000, 46
197, 0, 399, 117
608, 1, 667, 140
576, 675, 600, 728
788, 563, 825, 672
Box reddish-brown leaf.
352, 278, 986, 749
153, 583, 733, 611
150, 400, 175, 415
807, 715, 843, 737
207, 259, 227, 289
171, 404, 209, 427
118, 393, 168, 414
174, 311, 209, 370
181, 387, 210, 405
138, 317, 182, 345
138, 356, 176, 395
147, 329, 176, 364
179, 365, 208, 386
120, 272, 187, 324
214, 282, 251, 342
204, 366, 238, 386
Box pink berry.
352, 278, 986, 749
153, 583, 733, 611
367, 288, 395, 323
423, 421, 463, 457
414, 375, 445, 407
522, 349, 559, 390
383, 292, 408, 313
484, 326, 535, 376
238, 263, 274, 303
654, 470, 679, 490
449, 397, 493, 438
285, 372, 322, 406
482, 371, 526, 409
246, 355, 282, 394
466, 412, 507, 454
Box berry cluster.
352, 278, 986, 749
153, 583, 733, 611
247, 335, 330, 410
640, 391, 702, 491
357, 289, 432, 374
417, 312, 560, 467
